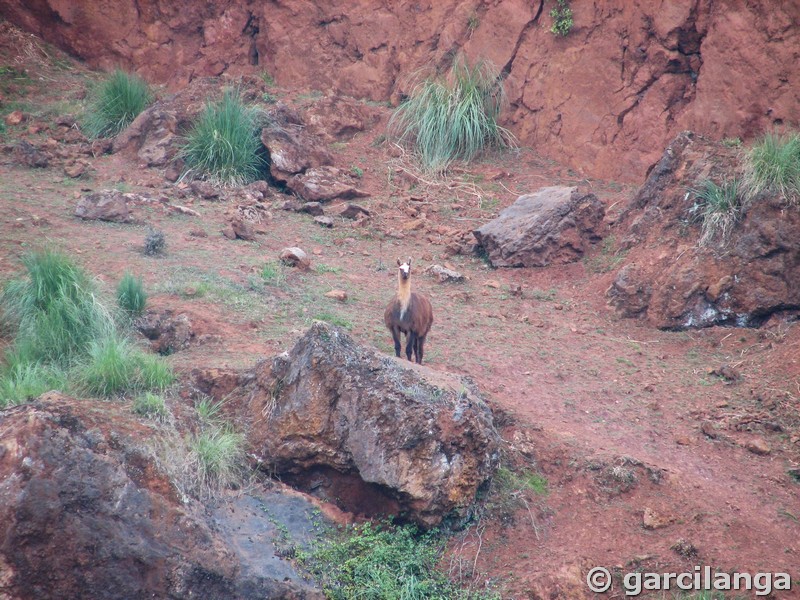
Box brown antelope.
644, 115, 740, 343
384, 258, 433, 364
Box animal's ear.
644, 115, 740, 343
407, 257, 412, 268
396, 258, 402, 266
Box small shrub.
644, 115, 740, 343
84, 69, 152, 138
117, 272, 147, 316
550, 0, 574, 37
350, 165, 364, 178
181, 89, 267, 186
133, 391, 169, 421
144, 228, 166, 256
691, 178, 742, 246
742, 131, 800, 203
1, 250, 111, 366
388, 54, 514, 172
188, 424, 247, 494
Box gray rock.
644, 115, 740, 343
474, 186, 606, 268
75, 190, 130, 222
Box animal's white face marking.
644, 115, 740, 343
399, 262, 410, 276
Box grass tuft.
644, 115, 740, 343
181, 89, 267, 186
187, 424, 247, 495
388, 55, 514, 172
742, 131, 800, 203
690, 178, 742, 246
117, 272, 147, 316
1, 250, 111, 366
84, 69, 152, 138
133, 392, 170, 422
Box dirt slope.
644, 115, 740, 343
1, 0, 799, 182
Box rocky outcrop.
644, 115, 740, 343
0, 394, 322, 600
241, 322, 501, 528
136, 309, 195, 354
2, 1, 798, 182
608, 131, 800, 329
473, 187, 606, 268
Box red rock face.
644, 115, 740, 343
1, 0, 798, 182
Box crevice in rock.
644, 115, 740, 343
501, 0, 544, 77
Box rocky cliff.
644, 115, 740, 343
1, 0, 798, 182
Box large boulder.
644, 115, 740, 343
608, 131, 800, 329
242, 322, 501, 528
286, 166, 369, 203
260, 120, 333, 183
74, 190, 131, 222
473, 187, 606, 268
0, 394, 322, 600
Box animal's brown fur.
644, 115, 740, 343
384, 258, 433, 364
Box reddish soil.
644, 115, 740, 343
1, 25, 798, 599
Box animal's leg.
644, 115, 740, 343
406, 331, 416, 361
391, 326, 402, 357
416, 335, 426, 364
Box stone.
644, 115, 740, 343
425, 265, 465, 283
300, 201, 324, 216
229, 218, 257, 241
473, 187, 606, 268
13, 140, 49, 168
314, 215, 334, 228
642, 507, 672, 530
75, 190, 130, 222
339, 203, 370, 219
260, 124, 333, 183
190, 180, 221, 200
239, 322, 501, 528
63, 161, 86, 178
280, 247, 311, 270
136, 309, 195, 354
324, 290, 348, 302
286, 166, 370, 202
4, 110, 25, 125
281, 198, 304, 212
744, 437, 771, 456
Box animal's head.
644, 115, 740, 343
396, 257, 412, 280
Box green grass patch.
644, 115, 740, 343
133, 391, 170, 421
550, 0, 574, 36
78, 333, 174, 397
261, 261, 286, 285
301, 520, 498, 600
181, 89, 268, 186
0, 360, 68, 408
117, 272, 147, 316
313, 312, 353, 330
0, 250, 173, 404
742, 131, 800, 203
388, 54, 514, 172
84, 69, 153, 138
690, 178, 742, 246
